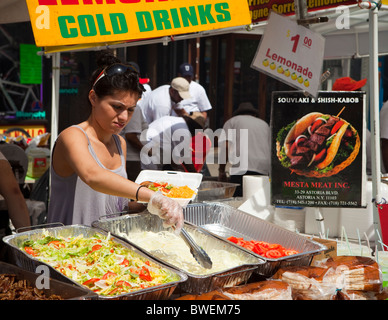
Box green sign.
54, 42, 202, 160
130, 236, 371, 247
20, 44, 42, 84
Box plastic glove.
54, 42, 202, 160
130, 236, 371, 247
147, 191, 184, 233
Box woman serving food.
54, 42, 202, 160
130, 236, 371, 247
47, 52, 183, 231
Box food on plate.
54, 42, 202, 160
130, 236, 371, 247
276, 111, 360, 177
0, 274, 63, 300
20, 231, 179, 296
227, 237, 299, 258
120, 230, 247, 275
140, 181, 196, 199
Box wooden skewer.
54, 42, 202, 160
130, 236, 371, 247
336, 106, 346, 117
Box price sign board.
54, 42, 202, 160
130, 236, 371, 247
251, 12, 325, 97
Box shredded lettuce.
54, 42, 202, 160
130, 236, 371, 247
20, 232, 179, 296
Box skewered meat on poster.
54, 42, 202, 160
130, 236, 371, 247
270, 91, 367, 208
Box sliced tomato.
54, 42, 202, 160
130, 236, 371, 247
24, 246, 37, 256
102, 272, 117, 280
284, 250, 298, 256
83, 278, 100, 286
116, 280, 131, 287
91, 244, 102, 252
252, 243, 266, 255
314, 149, 327, 163
227, 236, 239, 244
139, 266, 152, 282
48, 240, 65, 248
311, 119, 324, 133
331, 120, 344, 135
108, 288, 119, 295
265, 249, 283, 259
344, 128, 353, 138
120, 258, 130, 267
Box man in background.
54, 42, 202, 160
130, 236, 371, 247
218, 102, 271, 197
173, 62, 212, 121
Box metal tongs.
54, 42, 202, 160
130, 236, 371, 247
179, 227, 213, 269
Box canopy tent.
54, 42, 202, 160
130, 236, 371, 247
235, 4, 388, 59
0, 0, 29, 24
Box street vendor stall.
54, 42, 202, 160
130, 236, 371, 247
1, 0, 388, 304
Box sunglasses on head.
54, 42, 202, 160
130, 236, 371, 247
92, 63, 137, 88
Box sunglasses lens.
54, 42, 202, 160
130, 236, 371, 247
105, 64, 129, 77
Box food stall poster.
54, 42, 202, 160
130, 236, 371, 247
26, 0, 251, 47
271, 91, 367, 208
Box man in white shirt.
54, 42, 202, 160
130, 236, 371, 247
173, 63, 212, 120
140, 112, 206, 172
141, 77, 191, 124
218, 102, 271, 197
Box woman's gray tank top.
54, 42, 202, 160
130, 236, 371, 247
47, 125, 128, 226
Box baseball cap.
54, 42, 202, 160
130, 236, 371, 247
179, 63, 194, 77
171, 77, 191, 100
332, 77, 367, 91
127, 61, 150, 85
233, 102, 259, 117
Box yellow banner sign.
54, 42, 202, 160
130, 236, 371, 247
26, 0, 251, 47
0, 125, 47, 138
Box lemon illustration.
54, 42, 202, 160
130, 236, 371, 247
277, 66, 284, 74
304, 79, 310, 87
284, 69, 290, 77
291, 72, 297, 80
262, 59, 269, 67
297, 76, 303, 84
270, 62, 276, 70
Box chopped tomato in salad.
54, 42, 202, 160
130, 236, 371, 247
21, 232, 179, 296
146, 181, 195, 199
227, 237, 299, 258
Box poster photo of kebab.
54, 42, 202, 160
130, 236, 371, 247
270, 91, 367, 208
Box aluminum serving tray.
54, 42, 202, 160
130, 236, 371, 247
2, 225, 187, 300
92, 213, 264, 294
194, 181, 240, 202
184, 203, 327, 277
0, 261, 97, 300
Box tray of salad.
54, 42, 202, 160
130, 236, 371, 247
2, 225, 188, 300
92, 212, 264, 294
135, 170, 202, 207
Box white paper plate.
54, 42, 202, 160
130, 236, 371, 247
135, 170, 203, 207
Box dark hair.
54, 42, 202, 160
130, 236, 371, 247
89, 51, 145, 104
183, 116, 203, 136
